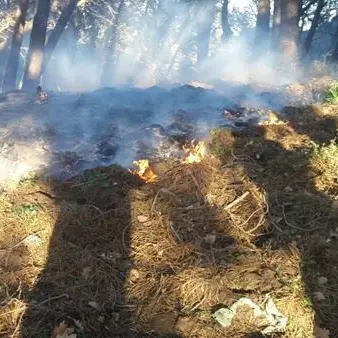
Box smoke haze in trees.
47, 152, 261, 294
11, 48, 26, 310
42, 0, 298, 92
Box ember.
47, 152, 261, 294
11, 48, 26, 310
183, 140, 207, 164
132, 159, 157, 182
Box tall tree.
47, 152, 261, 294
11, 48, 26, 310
101, 0, 125, 86
2, 0, 29, 92
255, 0, 271, 51
271, 0, 282, 49
196, 0, 214, 65
330, 18, 338, 62
278, 0, 300, 63
221, 0, 232, 42
22, 0, 51, 91
302, 0, 326, 58
43, 0, 79, 72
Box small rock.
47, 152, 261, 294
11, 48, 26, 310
332, 200, 338, 209
329, 230, 338, 239
88, 301, 100, 310
73, 320, 84, 331
313, 291, 325, 301
111, 312, 120, 322
82, 266, 91, 280
137, 215, 149, 223
204, 234, 217, 246
98, 316, 105, 323
129, 268, 141, 282
284, 186, 293, 193
317, 276, 328, 285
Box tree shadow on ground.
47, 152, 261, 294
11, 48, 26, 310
18, 160, 271, 337
17, 145, 285, 337
226, 105, 338, 336
20, 166, 181, 337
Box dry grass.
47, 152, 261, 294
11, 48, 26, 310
310, 140, 338, 196
1, 103, 338, 337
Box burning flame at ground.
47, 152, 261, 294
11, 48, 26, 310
183, 141, 207, 164
132, 159, 157, 182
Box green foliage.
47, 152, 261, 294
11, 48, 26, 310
13, 203, 39, 217
311, 138, 338, 162
310, 139, 338, 193
323, 82, 338, 104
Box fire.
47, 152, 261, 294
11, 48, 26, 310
132, 159, 157, 182
183, 140, 207, 164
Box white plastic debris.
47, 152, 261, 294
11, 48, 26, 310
317, 276, 328, 285
213, 296, 287, 335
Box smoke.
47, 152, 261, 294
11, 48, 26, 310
41, 0, 299, 91
0, 0, 307, 187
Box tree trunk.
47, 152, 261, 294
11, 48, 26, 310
330, 21, 338, 62
271, 0, 282, 49
2, 0, 29, 92
167, 8, 194, 77
22, 0, 51, 91
221, 0, 232, 42
278, 0, 300, 64
302, 0, 325, 58
101, 0, 125, 86
255, 0, 271, 51
196, 1, 214, 65
43, 0, 78, 72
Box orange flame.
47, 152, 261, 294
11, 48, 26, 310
183, 141, 207, 164
132, 159, 157, 182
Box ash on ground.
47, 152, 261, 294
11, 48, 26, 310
0, 80, 326, 186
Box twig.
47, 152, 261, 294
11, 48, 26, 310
264, 196, 283, 233
247, 213, 266, 234
188, 169, 203, 205
25, 190, 58, 200
229, 208, 266, 236
0, 306, 26, 317
178, 205, 205, 210
189, 291, 208, 312
151, 188, 175, 214
1, 294, 68, 319
84, 204, 108, 230
188, 169, 200, 190
224, 191, 250, 211
168, 220, 182, 242
10, 309, 24, 338
37, 294, 69, 307
282, 204, 313, 231
151, 189, 162, 214
121, 223, 130, 253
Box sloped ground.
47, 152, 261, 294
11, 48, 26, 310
0, 101, 338, 337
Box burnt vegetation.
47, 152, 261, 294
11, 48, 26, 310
0, 1, 338, 338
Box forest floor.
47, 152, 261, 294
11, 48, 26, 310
1, 86, 338, 337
